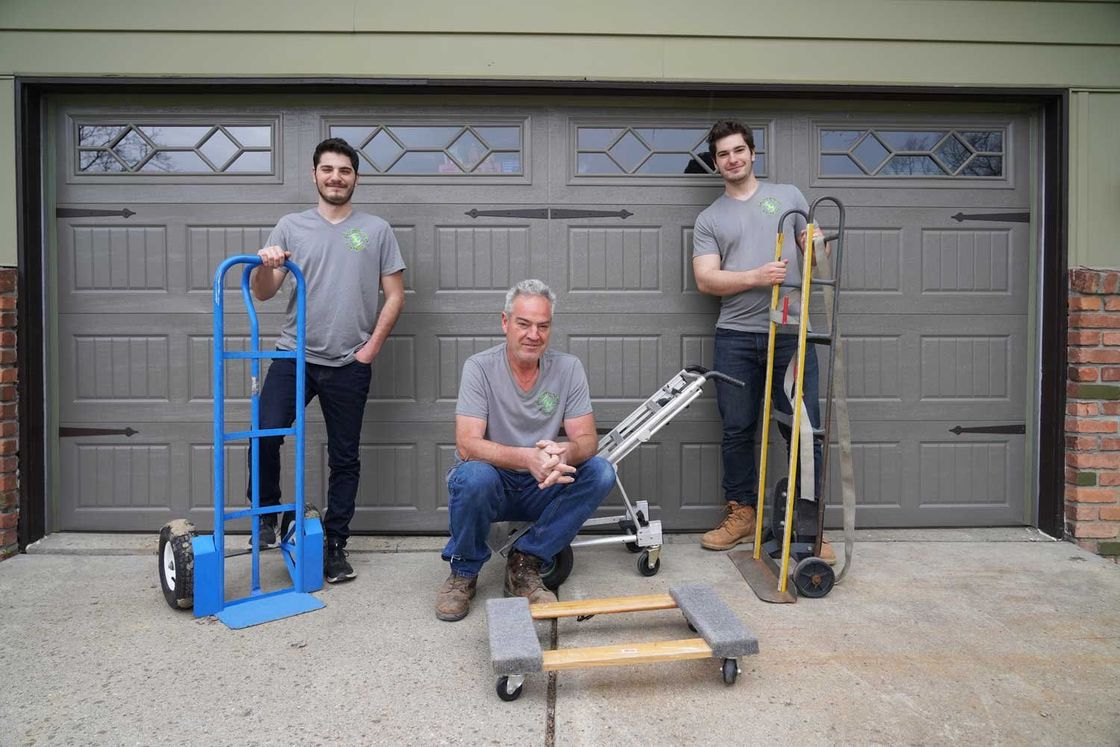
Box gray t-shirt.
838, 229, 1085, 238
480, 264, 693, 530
455, 343, 594, 469
266, 208, 406, 366
692, 182, 809, 333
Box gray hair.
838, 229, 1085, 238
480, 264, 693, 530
504, 279, 556, 315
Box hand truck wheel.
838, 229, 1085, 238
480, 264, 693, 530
540, 545, 574, 591
158, 520, 196, 610
792, 556, 835, 598
496, 676, 524, 702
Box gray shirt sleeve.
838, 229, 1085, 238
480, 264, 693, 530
564, 359, 593, 419
692, 211, 719, 258
378, 225, 407, 276
455, 357, 489, 420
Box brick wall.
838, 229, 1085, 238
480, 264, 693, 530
0, 268, 16, 560
1065, 268, 1120, 560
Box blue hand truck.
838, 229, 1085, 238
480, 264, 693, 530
157, 255, 325, 628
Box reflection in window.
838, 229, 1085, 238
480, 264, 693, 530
76, 124, 273, 174
329, 124, 523, 175
819, 127, 1005, 177
574, 125, 768, 177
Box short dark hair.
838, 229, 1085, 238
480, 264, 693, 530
313, 137, 360, 172
706, 120, 755, 161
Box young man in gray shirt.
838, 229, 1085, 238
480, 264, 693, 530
691, 120, 833, 563
435, 280, 616, 622
252, 137, 406, 583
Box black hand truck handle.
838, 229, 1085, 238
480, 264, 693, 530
684, 365, 746, 388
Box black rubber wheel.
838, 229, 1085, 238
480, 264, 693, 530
637, 550, 661, 577
625, 541, 641, 554
618, 519, 641, 553
158, 520, 196, 610
792, 556, 836, 599
496, 676, 523, 702
722, 658, 739, 685
540, 545, 574, 591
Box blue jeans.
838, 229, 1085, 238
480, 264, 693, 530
249, 357, 371, 545
713, 327, 822, 505
441, 456, 616, 577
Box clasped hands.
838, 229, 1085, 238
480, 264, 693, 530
529, 440, 576, 489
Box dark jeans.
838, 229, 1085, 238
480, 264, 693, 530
441, 457, 616, 577
248, 357, 371, 545
713, 327, 822, 505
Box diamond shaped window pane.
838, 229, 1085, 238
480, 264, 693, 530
880, 155, 945, 176
79, 126, 123, 147
449, 131, 487, 171
79, 150, 127, 172
387, 152, 453, 174
478, 152, 522, 174
821, 130, 863, 151
608, 132, 650, 172
389, 126, 460, 148
578, 128, 622, 150
577, 153, 623, 175
139, 126, 213, 148
199, 130, 239, 169
961, 131, 1003, 153
475, 127, 520, 149
137, 151, 211, 173
366, 130, 404, 171
820, 154, 864, 176
960, 155, 1003, 177
331, 126, 375, 149
113, 129, 153, 168
876, 131, 946, 151
635, 128, 705, 150
225, 151, 272, 173
687, 153, 715, 173
852, 135, 889, 172
934, 135, 972, 174
224, 126, 271, 148
636, 153, 695, 174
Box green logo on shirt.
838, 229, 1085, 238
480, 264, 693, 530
343, 228, 369, 252
760, 197, 781, 215
536, 391, 559, 416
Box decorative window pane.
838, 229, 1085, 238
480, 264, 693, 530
575, 125, 768, 177
329, 123, 524, 176
820, 127, 1005, 178
76, 123, 274, 175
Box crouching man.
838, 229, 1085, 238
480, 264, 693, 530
435, 279, 615, 621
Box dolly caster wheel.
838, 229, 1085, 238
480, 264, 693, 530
792, 556, 835, 598
496, 675, 524, 701
637, 549, 661, 577
722, 658, 740, 685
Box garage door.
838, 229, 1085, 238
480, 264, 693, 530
50, 95, 1033, 531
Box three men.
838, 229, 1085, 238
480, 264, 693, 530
692, 120, 833, 562
434, 280, 616, 621
250, 137, 406, 584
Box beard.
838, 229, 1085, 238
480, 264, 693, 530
317, 182, 355, 206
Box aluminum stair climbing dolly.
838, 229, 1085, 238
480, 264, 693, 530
729, 196, 857, 603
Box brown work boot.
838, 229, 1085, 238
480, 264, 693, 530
504, 551, 558, 605
818, 538, 837, 566
700, 501, 757, 550
435, 571, 477, 622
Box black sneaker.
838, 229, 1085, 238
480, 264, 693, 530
249, 515, 279, 549
324, 539, 356, 584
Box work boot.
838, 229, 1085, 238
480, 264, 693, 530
700, 501, 756, 550
435, 572, 478, 622
248, 514, 278, 549
324, 538, 356, 584
818, 538, 837, 566
504, 551, 558, 605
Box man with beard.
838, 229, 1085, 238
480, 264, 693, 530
691, 120, 834, 564
251, 137, 406, 583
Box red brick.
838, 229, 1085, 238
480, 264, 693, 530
0, 350, 16, 365
1074, 538, 1100, 553
1067, 435, 1099, 450
1070, 270, 1101, 293
1102, 437, 1120, 451
0, 439, 18, 456
1106, 298, 1120, 312
0, 368, 16, 384
1070, 313, 1120, 330
1100, 473, 1120, 486
0, 512, 17, 529
1069, 296, 1103, 311
1104, 273, 1120, 294
1100, 507, 1120, 521
1105, 333, 1120, 347
0, 312, 15, 329
1104, 403, 1120, 416
0, 528, 14, 549
1069, 348, 1120, 364
1069, 331, 1102, 346
0, 403, 18, 420
0, 491, 16, 511
1071, 522, 1120, 539
0, 475, 16, 491
1103, 367, 1120, 382
1068, 452, 1120, 469
0, 297, 15, 311
1067, 486, 1120, 503
1066, 416, 1118, 434
1067, 503, 1099, 521
0, 331, 15, 346
0, 456, 17, 472
1068, 366, 1099, 382
0, 275, 15, 294
0, 385, 16, 402
1068, 402, 1101, 416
